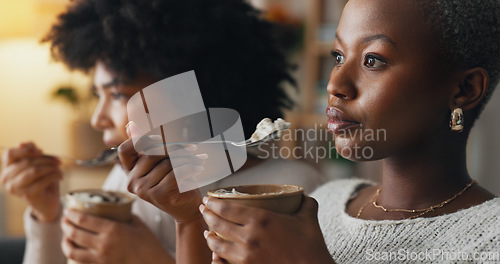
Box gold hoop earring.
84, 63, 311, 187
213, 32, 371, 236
450, 107, 464, 132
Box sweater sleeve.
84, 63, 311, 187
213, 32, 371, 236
22, 207, 66, 264
21, 165, 124, 264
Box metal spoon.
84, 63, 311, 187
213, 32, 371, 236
75, 148, 119, 167
0, 146, 117, 167
133, 129, 282, 148
1, 130, 285, 168
80, 129, 284, 167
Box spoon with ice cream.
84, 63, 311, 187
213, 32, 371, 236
77, 118, 291, 166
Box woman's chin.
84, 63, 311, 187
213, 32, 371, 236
334, 142, 384, 162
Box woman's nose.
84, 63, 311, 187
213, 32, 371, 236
91, 99, 112, 131
327, 63, 357, 102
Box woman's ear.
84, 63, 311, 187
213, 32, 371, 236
450, 67, 489, 111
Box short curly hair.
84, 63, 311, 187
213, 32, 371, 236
43, 0, 295, 137
417, 0, 500, 119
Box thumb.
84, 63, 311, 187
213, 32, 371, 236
297, 195, 319, 218
117, 138, 140, 172
125, 121, 134, 138
130, 215, 145, 225
126, 121, 148, 140
2, 142, 42, 166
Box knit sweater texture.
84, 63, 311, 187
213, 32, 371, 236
311, 179, 500, 264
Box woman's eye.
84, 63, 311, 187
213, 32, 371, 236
331, 51, 346, 66
110, 92, 125, 100
91, 87, 100, 99
364, 54, 386, 68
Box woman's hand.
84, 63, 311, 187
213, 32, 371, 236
117, 138, 205, 223
201, 195, 335, 264
1, 142, 63, 222
118, 138, 212, 264
61, 209, 174, 264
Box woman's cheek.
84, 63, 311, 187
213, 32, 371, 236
113, 102, 130, 135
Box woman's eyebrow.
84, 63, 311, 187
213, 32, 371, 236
102, 78, 121, 89
91, 78, 121, 91
335, 33, 397, 48
335, 33, 344, 45
361, 34, 397, 48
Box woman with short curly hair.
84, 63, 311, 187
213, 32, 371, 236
199, 0, 500, 263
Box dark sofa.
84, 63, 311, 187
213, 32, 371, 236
0, 237, 25, 264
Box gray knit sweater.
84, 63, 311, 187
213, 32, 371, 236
312, 179, 500, 264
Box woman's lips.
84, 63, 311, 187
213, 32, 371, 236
326, 107, 360, 133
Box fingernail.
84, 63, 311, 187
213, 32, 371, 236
125, 121, 134, 138
21, 142, 33, 148
199, 204, 205, 214
195, 165, 205, 172
196, 153, 208, 160
204, 230, 209, 239
203, 196, 209, 205
148, 135, 163, 142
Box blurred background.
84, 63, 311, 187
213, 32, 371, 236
0, 0, 499, 240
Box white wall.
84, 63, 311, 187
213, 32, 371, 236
467, 84, 500, 195
0, 38, 90, 155
0, 39, 93, 236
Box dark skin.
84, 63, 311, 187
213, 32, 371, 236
118, 128, 271, 264
201, 0, 496, 263
329, 0, 496, 220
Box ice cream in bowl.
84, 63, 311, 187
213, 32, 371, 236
207, 184, 304, 214
65, 189, 134, 222
206, 184, 303, 252
64, 189, 134, 264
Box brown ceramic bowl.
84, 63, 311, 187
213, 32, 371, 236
65, 189, 134, 222
65, 189, 134, 264
207, 184, 304, 214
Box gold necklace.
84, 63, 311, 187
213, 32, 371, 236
356, 179, 476, 220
